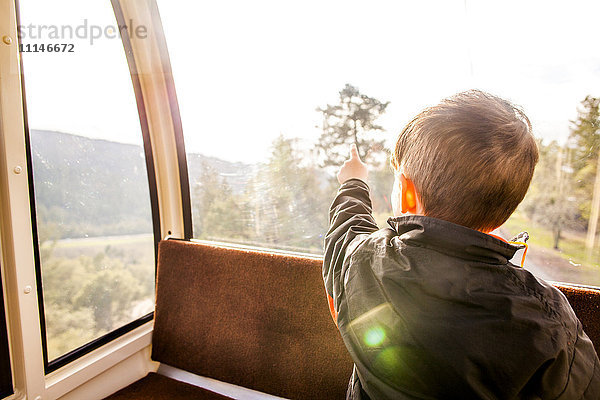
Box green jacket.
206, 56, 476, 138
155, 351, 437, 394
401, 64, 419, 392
323, 179, 600, 399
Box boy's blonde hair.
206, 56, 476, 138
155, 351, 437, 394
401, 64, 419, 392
391, 90, 539, 231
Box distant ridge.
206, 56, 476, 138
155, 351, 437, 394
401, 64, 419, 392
29, 129, 252, 239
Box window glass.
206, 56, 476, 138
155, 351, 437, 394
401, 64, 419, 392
19, 0, 155, 361
158, 0, 600, 286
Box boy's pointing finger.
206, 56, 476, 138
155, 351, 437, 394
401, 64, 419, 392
350, 144, 360, 160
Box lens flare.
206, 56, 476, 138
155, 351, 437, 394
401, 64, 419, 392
364, 326, 386, 347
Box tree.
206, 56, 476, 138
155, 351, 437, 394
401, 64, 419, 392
192, 163, 249, 241
42, 244, 153, 358
316, 84, 389, 168
569, 96, 600, 251
570, 96, 600, 173
73, 251, 146, 333
519, 140, 577, 249
246, 136, 330, 252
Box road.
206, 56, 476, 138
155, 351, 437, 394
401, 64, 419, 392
493, 228, 600, 287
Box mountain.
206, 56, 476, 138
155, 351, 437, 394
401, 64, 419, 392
30, 130, 252, 239
186, 152, 252, 194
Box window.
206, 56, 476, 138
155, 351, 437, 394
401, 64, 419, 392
18, 0, 156, 369
157, 1, 600, 286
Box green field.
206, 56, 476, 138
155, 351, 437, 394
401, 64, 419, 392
42, 233, 155, 265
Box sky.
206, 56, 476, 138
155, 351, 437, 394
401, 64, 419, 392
18, 0, 600, 164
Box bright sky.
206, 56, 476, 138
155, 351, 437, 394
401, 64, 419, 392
19, 0, 600, 164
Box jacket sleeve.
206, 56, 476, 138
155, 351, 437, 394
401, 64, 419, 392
557, 324, 600, 399
323, 179, 379, 324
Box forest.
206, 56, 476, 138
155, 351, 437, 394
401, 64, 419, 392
31, 86, 600, 360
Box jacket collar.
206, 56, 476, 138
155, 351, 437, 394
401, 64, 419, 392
387, 215, 519, 265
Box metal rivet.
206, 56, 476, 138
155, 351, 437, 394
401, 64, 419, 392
13, 165, 22, 174
2, 36, 12, 45
24, 285, 32, 294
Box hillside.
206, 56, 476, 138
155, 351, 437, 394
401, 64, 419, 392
30, 130, 251, 239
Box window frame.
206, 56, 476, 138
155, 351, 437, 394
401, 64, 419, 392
16, 0, 161, 373
144, 0, 192, 240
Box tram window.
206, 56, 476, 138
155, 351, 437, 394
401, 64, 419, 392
18, 0, 156, 366
158, 1, 600, 286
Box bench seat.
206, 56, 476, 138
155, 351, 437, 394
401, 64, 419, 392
103, 240, 600, 399
104, 240, 352, 400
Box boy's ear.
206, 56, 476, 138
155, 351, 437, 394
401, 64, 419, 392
400, 173, 419, 214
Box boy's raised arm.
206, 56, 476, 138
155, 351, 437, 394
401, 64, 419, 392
323, 145, 379, 323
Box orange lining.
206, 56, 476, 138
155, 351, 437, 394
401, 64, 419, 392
487, 233, 508, 243
508, 241, 529, 268
486, 233, 528, 268
327, 294, 338, 327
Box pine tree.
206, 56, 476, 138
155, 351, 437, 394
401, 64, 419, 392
569, 96, 600, 251
192, 163, 248, 241
316, 84, 389, 167
570, 96, 600, 173
247, 136, 330, 252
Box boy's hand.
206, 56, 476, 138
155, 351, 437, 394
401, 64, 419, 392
337, 144, 368, 184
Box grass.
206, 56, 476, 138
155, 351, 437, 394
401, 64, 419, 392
502, 212, 600, 270
41, 233, 155, 266
47, 233, 153, 249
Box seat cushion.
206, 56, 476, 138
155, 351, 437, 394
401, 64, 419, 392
103, 373, 231, 400
152, 240, 353, 400
556, 284, 600, 355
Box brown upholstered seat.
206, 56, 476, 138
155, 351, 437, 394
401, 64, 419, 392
151, 240, 352, 399
105, 240, 600, 400
105, 240, 352, 400
555, 284, 600, 356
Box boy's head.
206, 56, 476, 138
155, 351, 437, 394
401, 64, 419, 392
390, 90, 539, 232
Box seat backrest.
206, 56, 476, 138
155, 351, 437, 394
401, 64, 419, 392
555, 284, 600, 355
152, 240, 600, 399
151, 240, 353, 400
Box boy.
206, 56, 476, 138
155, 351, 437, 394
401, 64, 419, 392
323, 90, 600, 399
